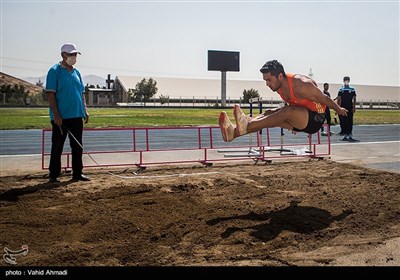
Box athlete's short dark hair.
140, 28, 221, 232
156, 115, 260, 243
324, 83, 329, 87
260, 60, 287, 78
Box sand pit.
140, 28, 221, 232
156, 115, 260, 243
0, 159, 399, 267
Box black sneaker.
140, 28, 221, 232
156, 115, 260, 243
338, 132, 345, 136
72, 174, 90, 181
48, 178, 60, 183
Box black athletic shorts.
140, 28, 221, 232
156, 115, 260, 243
293, 109, 326, 134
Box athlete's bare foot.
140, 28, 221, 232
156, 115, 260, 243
233, 104, 248, 136
219, 111, 235, 142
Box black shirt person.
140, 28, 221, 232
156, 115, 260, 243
321, 83, 332, 136
337, 76, 357, 141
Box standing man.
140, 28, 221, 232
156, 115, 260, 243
219, 60, 348, 142
45, 43, 90, 183
320, 83, 332, 136
337, 76, 357, 141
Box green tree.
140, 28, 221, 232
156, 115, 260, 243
130, 78, 158, 102
159, 94, 169, 105
242, 88, 260, 104
0, 83, 30, 105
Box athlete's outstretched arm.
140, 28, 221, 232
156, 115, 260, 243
297, 82, 348, 116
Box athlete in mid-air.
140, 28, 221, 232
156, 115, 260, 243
219, 60, 348, 142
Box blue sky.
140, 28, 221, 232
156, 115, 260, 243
1, 0, 399, 86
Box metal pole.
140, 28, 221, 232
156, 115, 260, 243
259, 100, 263, 146
249, 101, 253, 148
259, 100, 263, 135
221, 71, 226, 107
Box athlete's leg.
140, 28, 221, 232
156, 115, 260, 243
235, 104, 309, 135
252, 108, 278, 120
220, 105, 309, 142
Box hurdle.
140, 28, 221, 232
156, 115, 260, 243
263, 127, 313, 156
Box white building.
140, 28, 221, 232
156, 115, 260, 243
114, 75, 400, 104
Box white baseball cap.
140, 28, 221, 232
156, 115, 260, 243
61, 43, 81, 54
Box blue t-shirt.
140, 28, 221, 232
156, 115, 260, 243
45, 63, 86, 120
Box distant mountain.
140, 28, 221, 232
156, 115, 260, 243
1, 72, 44, 94
22, 74, 107, 88
23, 75, 46, 87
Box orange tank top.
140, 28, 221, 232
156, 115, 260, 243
277, 74, 326, 114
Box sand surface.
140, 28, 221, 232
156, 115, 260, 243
1, 159, 399, 267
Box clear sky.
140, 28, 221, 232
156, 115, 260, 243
1, 0, 399, 86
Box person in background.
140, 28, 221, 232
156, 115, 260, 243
321, 83, 333, 136
45, 43, 90, 183
337, 76, 357, 141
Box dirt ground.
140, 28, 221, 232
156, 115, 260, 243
0, 159, 399, 267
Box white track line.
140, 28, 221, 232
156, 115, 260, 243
109, 171, 220, 179
331, 140, 400, 146
0, 154, 41, 157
